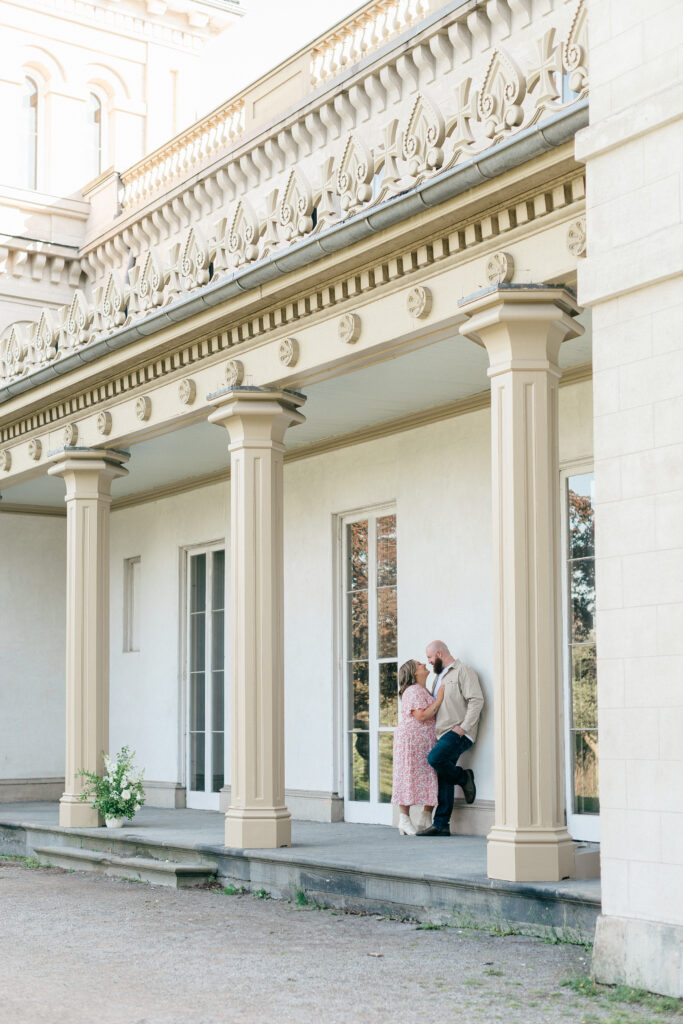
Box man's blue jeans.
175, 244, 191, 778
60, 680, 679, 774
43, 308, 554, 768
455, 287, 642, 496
428, 731, 473, 831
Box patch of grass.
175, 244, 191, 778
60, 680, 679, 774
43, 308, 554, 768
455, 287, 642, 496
0, 853, 46, 869
24, 856, 44, 869
253, 888, 272, 900
294, 889, 310, 907
484, 968, 504, 977
221, 883, 246, 895
415, 922, 448, 931
562, 976, 682, 1017
0, 853, 27, 862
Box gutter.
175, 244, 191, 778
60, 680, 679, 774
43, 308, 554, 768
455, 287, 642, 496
0, 99, 587, 406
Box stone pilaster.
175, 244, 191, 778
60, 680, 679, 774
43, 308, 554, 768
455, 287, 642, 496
459, 285, 581, 882
48, 448, 129, 827
208, 387, 306, 849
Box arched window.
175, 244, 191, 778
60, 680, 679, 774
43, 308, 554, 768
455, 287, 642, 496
22, 77, 38, 189
86, 92, 103, 179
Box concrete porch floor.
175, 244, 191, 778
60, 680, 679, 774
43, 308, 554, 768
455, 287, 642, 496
0, 803, 601, 942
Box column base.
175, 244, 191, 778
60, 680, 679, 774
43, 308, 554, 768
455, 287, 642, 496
59, 795, 102, 828
225, 807, 292, 849
487, 825, 576, 881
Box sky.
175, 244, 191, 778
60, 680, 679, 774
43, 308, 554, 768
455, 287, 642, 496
202, 0, 366, 110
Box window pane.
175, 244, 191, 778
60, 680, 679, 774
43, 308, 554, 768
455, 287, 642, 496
212, 670, 224, 732
212, 609, 224, 668
376, 587, 397, 657
571, 645, 597, 729
376, 514, 397, 586
378, 732, 393, 803
190, 732, 205, 792
190, 671, 205, 731
346, 521, 368, 590
350, 661, 369, 729
570, 560, 595, 641
350, 732, 369, 801
568, 476, 595, 558
190, 612, 205, 671
573, 730, 599, 814
212, 731, 224, 793
348, 590, 368, 659
190, 554, 206, 613
379, 662, 398, 727
212, 550, 225, 611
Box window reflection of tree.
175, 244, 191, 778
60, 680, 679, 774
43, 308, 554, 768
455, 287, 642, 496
568, 486, 599, 813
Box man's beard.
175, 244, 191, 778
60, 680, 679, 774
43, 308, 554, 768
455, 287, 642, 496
432, 656, 443, 675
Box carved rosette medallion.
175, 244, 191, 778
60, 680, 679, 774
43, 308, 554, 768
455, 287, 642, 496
225, 359, 245, 388
279, 337, 299, 367
406, 286, 432, 319
0, 449, 11, 472
486, 251, 515, 285
63, 423, 78, 447
28, 438, 42, 462
179, 378, 197, 405
567, 218, 586, 257
97, 411, 113, 436
338, 313, 361, 345
135, 396, 152, 422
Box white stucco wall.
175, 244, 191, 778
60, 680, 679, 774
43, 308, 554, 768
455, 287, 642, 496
106, 379, 592, 817
0, 512, 65, 779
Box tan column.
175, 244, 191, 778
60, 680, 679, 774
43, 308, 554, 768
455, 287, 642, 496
208, 387, 306, 849
459, 286, 582, 882
48, 448, 129, 827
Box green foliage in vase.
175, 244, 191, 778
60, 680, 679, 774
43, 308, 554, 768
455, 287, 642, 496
77, 745, 146, 821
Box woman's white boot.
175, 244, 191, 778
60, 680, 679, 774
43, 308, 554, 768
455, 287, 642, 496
398, 813, 417, 836
417, 809, 433, 831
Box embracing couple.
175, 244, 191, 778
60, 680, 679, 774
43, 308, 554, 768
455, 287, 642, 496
391, 640, 484, 837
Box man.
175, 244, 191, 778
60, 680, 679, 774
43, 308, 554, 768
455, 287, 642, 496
416, 640, 484, 837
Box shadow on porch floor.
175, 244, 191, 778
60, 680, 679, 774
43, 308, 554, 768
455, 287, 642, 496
0, 803, 600, 942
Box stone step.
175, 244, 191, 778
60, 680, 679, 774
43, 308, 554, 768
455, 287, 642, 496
32, 845, 215, 888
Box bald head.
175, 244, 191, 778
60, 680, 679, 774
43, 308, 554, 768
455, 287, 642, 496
426, 640, 454, 675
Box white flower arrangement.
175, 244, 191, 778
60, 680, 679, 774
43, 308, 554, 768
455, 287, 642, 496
78, 746, 146, 821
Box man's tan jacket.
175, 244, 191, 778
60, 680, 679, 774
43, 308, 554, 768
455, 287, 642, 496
433, 660, 484, 741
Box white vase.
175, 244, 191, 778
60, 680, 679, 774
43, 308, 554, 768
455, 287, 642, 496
105, 817, 123, 829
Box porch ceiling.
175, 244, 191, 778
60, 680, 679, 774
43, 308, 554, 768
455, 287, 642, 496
0, 318, 591, 510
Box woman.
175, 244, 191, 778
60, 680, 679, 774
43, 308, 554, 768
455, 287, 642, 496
391, 659, 443, 835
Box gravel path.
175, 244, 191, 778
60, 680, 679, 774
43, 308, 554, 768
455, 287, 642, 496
0, 861, 680, 1024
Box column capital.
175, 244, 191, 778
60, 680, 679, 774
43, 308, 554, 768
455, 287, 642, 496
47, 447, 129, 499
458, 285, 583, 376
207, 386, 306, 448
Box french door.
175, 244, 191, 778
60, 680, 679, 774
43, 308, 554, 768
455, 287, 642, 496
186, 546, 226, 810
342, 508, 398, 824
562, 470, 600, 842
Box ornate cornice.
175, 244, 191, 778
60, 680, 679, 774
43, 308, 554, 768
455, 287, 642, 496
0, 169, 585, 445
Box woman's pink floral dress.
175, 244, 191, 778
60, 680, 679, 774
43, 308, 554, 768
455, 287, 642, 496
391, 684, 438, 805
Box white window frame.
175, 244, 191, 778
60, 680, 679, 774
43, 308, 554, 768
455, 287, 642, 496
560, 462, 600, 843
336, 501, 397, 826
181, 540, 227, 811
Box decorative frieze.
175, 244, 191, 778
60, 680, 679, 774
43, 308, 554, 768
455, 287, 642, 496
0, 169, 586, 445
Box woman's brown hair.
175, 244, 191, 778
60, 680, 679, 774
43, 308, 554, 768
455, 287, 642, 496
398, 659, 417, 697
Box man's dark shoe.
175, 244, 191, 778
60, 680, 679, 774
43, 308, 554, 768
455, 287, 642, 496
416, 825, 450, 837
461, 769, 476, 805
